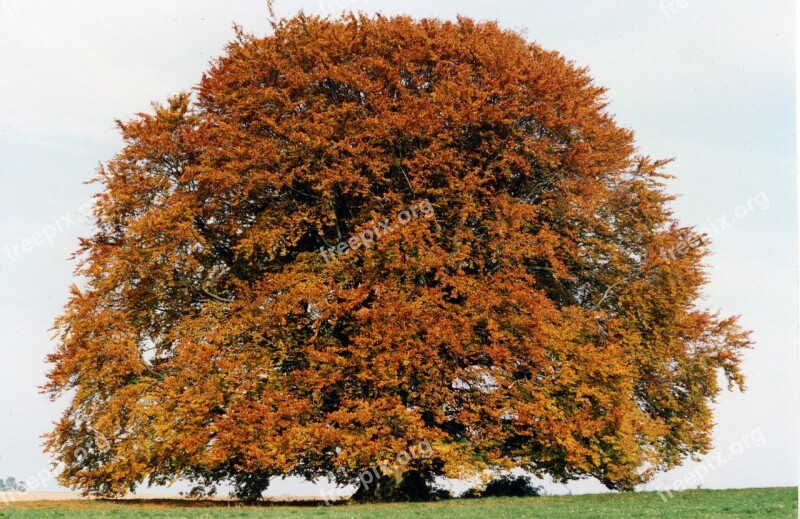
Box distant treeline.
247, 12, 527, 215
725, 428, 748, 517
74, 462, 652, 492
0, 477, 26, 492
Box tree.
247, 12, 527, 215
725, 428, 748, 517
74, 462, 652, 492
0, 477, 27, 492
44, 13, 751, 499
462, 473, 544, 498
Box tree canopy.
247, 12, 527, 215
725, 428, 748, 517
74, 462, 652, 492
44, 13, 750, 499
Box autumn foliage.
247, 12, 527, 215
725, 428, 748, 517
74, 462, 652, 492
44, 13, 751, 499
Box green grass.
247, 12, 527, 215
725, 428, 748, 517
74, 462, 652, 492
0, 487, 796, 518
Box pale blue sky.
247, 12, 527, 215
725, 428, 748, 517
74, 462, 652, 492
0, 0, 795, 497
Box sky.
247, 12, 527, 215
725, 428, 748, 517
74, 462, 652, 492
0, 0, 796, 498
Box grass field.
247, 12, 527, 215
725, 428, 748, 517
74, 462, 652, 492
0, 487, 796, 518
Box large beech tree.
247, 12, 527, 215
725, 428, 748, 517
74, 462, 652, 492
45, 13, 750, 499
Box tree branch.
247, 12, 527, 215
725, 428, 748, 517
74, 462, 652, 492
202, 288, 234, 303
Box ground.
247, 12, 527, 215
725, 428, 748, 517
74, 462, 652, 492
0, 487, 796, 518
